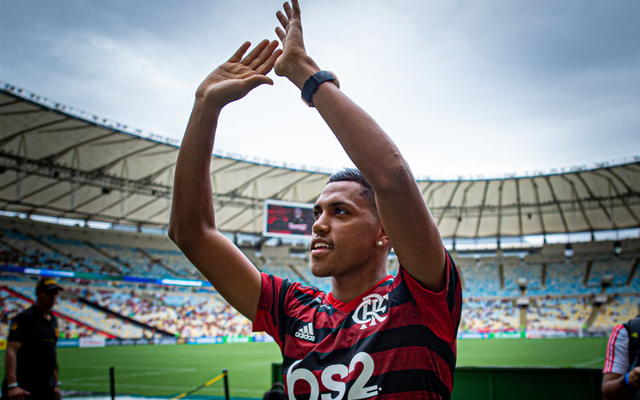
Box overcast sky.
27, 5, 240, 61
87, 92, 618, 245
1, 0, 638, 178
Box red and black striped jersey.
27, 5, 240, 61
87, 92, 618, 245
253, 251, 462, 400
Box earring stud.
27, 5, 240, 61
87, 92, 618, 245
378, 241, 383, 246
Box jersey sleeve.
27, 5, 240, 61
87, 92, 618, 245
604, 325, 630, 375
7, 313, 29, 343
252, 272, 290, 349
399, 250, 462, 343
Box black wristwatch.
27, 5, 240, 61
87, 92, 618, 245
301, 71, 340, 107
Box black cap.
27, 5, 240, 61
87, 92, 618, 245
36, 278, 63, 292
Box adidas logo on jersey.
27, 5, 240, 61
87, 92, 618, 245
295, 322, 315, 342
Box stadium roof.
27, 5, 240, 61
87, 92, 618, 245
1, 82, 639, 239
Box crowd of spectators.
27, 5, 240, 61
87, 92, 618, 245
0, 289, 96, 339
69, 287, 252, 339
527, 296, 591, 331
2, 223, 640, 338
460, 298, 519, 333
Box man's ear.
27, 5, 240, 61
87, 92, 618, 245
377, 226, 390, 247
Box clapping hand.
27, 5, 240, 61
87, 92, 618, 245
274, 0, 320, 89
195, 40, 281, 109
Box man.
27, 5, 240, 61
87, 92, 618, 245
3, 278, 63, 400
287, 208, 309, 235
169, 1, 461, 398
603, 317, 640, 399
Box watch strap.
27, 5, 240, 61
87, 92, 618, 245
623, 372, 634, 391
301, 71, 339, 107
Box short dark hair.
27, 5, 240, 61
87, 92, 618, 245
328, 168, 377, 212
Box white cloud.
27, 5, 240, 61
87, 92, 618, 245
1, 0, 638, 178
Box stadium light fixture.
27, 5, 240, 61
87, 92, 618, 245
564, 243, 573, 258
614, 240, 622, 256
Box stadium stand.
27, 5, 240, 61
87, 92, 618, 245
460, 298, 520, 333
9, 285, 145, 339
1, 81, 639, 346
1, 213, 640, 339
526, 297, 592, 331
0, 286, 110, 339
78, 287, 252, 338
591, 294, 640, 329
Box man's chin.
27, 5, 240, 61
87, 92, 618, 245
310, 263, 332, 278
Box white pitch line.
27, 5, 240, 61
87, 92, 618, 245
63, 365, 193, 371
68, 382, 259, 394
574, 357, 604, 368
63, 368, 197, 383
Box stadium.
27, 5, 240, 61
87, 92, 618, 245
0, 79, 638, 399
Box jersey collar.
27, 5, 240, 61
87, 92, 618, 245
326, 274, 393, 313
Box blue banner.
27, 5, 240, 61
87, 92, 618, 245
57, 339, 79, 348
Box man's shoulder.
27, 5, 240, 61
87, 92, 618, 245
608, 324, 629, 346
13, 305, 36, 321
8, 306, 35, 337
623, 315, 640, 329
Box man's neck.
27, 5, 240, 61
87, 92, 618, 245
331, 266, 389, 304
34, 302, 52, 320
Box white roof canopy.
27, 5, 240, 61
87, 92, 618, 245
1, 83, 639, 238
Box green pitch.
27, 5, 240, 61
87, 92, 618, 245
0, 338, 607, 398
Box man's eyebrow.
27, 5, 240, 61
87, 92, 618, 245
314, 201, 349, 210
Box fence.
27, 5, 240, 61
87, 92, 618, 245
271, 364, 603, 399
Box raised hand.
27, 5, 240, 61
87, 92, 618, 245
195, 40, 281, 109
274, 0, 320, 88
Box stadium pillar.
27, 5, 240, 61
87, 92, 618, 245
519, 306, 527, 331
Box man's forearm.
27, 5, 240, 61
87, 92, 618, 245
603, 374, 633, 399
169, 39, 278, 249
312, 81, 414, 190
4, 348, 18, 385
286, 57, 412, 190
169, 100, 221, 245
274, 2, 412, 191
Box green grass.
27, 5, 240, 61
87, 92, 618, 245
457, 337, 607, 368
0, 338, 608, 398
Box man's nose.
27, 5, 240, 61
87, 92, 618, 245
312, 213, 330, 234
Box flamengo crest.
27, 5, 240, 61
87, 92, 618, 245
352, 293, 389, 329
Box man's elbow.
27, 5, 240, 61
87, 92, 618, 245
168, 222, 215, 251
4, 347, 15, 365
168, 228, 197, 251
167, 222, 179, 245
369, 161, 413, 192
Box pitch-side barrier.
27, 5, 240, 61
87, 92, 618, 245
270, 363, 603, 400
106, 366, 230, 400
169, 369, 230, 400
54, 334, 274, 349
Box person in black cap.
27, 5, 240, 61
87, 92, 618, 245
3, 278, 63, 400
